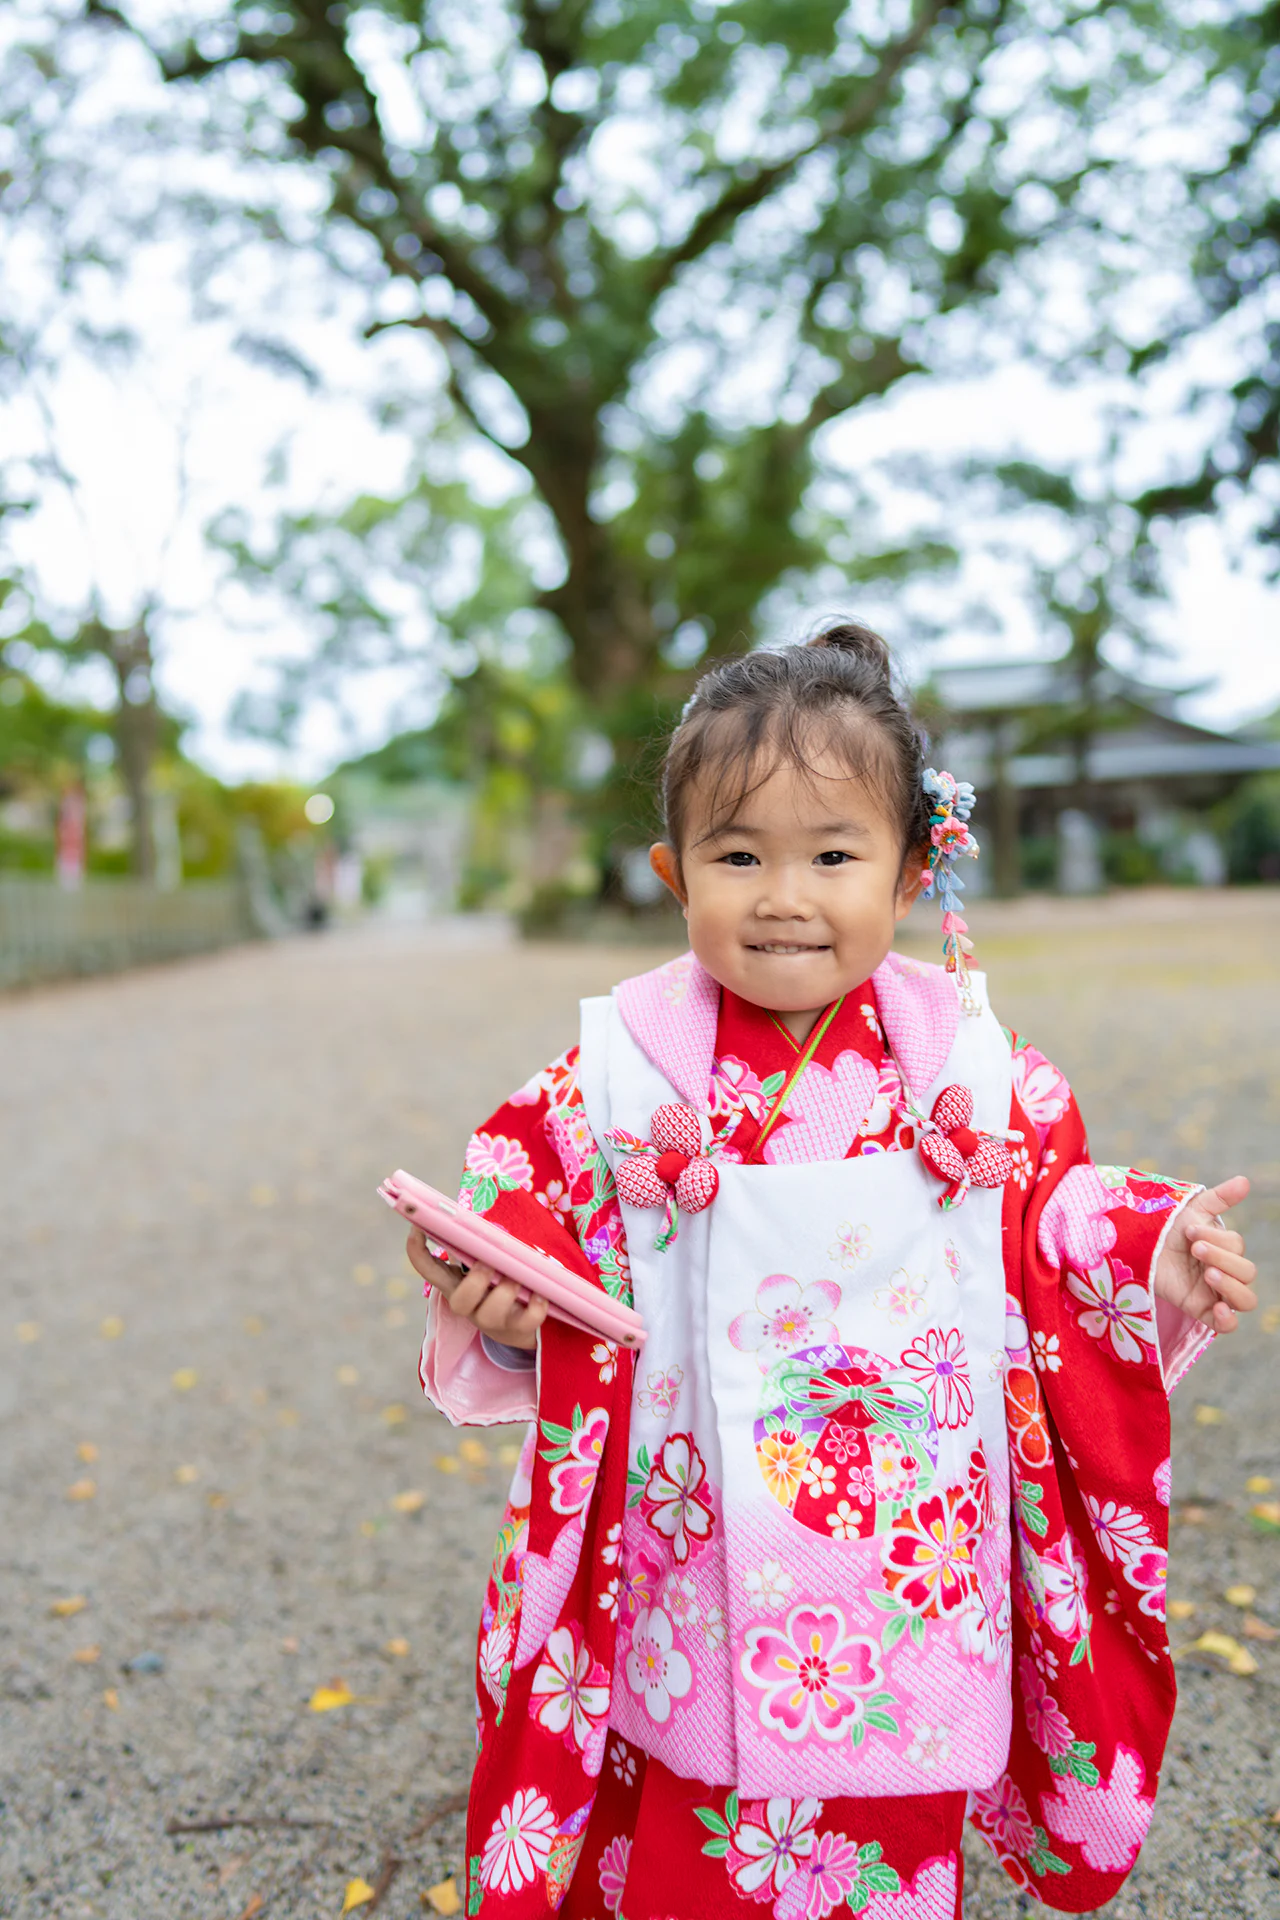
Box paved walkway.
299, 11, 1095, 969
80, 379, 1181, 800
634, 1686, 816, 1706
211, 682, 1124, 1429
2, 896, 1277, 1918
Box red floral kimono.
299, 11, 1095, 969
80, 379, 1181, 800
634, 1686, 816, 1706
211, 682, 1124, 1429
419, 963, 1207, 1919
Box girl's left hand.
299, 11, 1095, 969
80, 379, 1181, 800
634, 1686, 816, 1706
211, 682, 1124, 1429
1153, 1175, 1257, 1333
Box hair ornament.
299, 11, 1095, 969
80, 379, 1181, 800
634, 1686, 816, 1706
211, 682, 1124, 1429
919, 768, 980, 1015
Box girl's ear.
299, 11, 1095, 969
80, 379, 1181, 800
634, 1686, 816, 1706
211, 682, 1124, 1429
649, 842, 687, 908
894, 846, 928, 923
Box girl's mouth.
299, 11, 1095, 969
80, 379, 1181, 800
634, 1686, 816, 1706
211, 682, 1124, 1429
749, 943, 830, 955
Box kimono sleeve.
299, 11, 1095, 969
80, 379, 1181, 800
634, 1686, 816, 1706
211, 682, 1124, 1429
1003, 1037, 1212, 1392
418, 1044, 618, 1428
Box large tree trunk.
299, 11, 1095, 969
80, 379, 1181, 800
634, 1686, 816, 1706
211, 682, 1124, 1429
108, 619, 160, 883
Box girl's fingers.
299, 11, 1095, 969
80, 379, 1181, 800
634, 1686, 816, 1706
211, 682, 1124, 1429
1193, 1242, 1257, 1285
1185, 1222, 1244, 1255
1201, 1268, 1257, 1312
1211, 1298, 1238, 1334
1199, 1174, 1250, 1216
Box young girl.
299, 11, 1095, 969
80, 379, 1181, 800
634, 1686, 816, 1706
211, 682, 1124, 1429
411, 629, 1256, 1920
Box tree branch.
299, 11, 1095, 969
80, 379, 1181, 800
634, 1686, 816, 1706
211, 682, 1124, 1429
643, 0, 947, 305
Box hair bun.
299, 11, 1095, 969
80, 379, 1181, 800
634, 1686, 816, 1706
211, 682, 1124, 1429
806, 621, 893, 684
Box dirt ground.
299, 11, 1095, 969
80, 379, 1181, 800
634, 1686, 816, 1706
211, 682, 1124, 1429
2, 891, 1277, 1919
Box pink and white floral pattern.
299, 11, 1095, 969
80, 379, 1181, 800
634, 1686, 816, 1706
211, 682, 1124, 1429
1018, 1654, 1075, 1756
729, 1274, 843, 1372
624, 1605, 693, 1723
1041, 1529, 1093, 1643
598, 1834, 631, 1913
725, 1797, 820, 1900
529, 1624, 610, 1751
882, 1486, 982, 1617
1011, 1044, 1070, 1138
1121, 1546, 1167, 1620
465, 1132, 534, 1187
1041, 1744, 1154, 1873
740, 1604, 883, 1743
1067, 1256, 1155, 1364
1083, 1496, 1154, 1565
772, 1827, 863, 1919
548, 1407, 610, 1516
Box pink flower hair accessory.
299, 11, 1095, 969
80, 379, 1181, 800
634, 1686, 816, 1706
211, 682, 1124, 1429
606, 1102, 723, 1251
919, 768, 980, 1013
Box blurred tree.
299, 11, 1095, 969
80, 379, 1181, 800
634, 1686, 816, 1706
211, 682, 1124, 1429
87, 0, 1155, 727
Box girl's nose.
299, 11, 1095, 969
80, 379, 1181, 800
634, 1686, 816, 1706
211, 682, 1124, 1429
754, 870, 814, 920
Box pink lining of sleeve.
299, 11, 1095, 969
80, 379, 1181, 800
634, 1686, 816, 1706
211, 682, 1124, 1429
1149, 1191, 1214, 1395
418, 1290, 538, 1428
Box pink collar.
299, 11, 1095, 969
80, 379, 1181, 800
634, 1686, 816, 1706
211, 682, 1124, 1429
615, 950, 960, 1121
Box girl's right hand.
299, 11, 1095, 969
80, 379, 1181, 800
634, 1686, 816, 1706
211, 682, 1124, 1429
405, 1226, 548, 1351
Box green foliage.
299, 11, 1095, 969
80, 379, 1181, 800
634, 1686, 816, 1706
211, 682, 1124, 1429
111, 0, 1156, 730
1217, 771, 1280, 883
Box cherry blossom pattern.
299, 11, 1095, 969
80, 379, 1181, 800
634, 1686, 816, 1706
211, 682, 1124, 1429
868, 1431, 922, 1504
881, 1485, 983, 1618
609, 1738, 637, 1786
1031, 1330, 1062, 1374
900, 1327, 975, 1430
590, 1340, 618, 1384
1066, 1257, 1156, 1364
541, 1404, 610, 1517
1041, 1528, 1093, 1646
637, 1365, 684, 1416
478, 1616, 514, 1708
743, 1561, 796, 1612
871, 1268, 927, 1328
829, 1220, 872, 1267
1122, 1546, 1167, 1620
708, 1054, 777, 1125
740, 1604, 889, 1744
530, 1625, 611, 1752
480, 1788, 558, 1896
1010, 1043, 1070, 1132
638, 1432, 716, 1563
624, 1606, 693, 1724
694, 1794, 820, 1903
1153, 1456, 1172, 1507
729, 1274, 844, 1372
598, 1834, 631, 1914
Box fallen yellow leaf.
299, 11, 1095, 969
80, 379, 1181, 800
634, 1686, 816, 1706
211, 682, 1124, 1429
277, 1407, 301, 1427
237, 1897, 264, 1920
249, 1183, 277, 1207
172, 1368, 199, 1391
207, 1491, 229, 1509
336, 1365, 360, 1386
244, 1316, 264, 1335
1194, 1405, 1224, 1426
103, 1687, 119, 1709
424, 1878, 461, 1914
51, 1595, 87, 1617
385, 1276, 409, 1300
16, 1321, 41, 1343
1225, 1584, 1257, 1608
1253, 1501, 1280, 1527
1167, 1599, 1196, 1621
342, 1880, 376, 1914
433, 1455, 460, 1475
1246, 1475, 1274, 1494
309, 1681, 355, 1712
384, 1637, 410, 1657
77, 1442, 98, 1463
458, 1440, 489, 1468
175, 1464, 200, 1485
100, 1317, 125, 1340
353, 1263, 376, 1286
1261, 1306, 1280, 1334
1242, 1614, 1280, 1642
359, 1520, 378, 1537
496, 1443, 522, 1468
384, 1306, 406, 1328
66, 1479, 96, 1502
72, 1645, 101, 1664
391, 1489, 426, 1514
1184, 1630, 1259, 1676
381, 1404, 408, 1427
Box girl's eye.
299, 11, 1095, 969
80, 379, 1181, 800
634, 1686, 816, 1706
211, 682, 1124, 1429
816, 850, 853, 867
722, 850, 758, 867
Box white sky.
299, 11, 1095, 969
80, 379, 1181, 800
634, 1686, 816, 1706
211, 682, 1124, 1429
4, 10, 1278, 783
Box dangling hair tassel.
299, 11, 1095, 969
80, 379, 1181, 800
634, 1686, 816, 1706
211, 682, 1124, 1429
919, 769, 981, 1016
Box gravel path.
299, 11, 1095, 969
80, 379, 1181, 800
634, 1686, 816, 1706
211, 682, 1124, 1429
2, 895, 1276, 1919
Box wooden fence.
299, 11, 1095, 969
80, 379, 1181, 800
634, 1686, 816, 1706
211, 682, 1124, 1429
0, 878, 262, 991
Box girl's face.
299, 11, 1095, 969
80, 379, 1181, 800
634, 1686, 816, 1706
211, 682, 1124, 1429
651, 748, 922, 1033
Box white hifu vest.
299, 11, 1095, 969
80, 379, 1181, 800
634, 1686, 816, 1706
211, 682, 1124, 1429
578, 977, 1014, 1799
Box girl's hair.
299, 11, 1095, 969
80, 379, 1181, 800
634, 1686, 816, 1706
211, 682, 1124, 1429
660, 622, 931, 867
